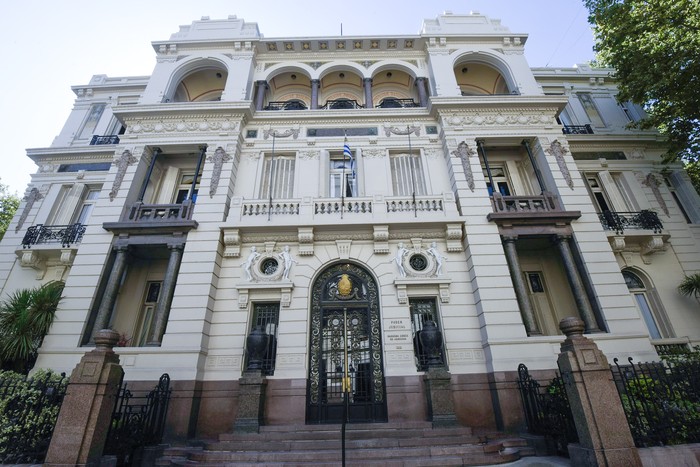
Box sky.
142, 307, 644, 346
0, 0, 595, 196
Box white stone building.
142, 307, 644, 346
1, 12, 699, 439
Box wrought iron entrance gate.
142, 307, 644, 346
307, 263, 387, 423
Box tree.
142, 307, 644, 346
678, 273, 700, 304
0, 179, 20, 241
0, 282, 64, 374
685, 160, 700, 195
584, 0, 700, 162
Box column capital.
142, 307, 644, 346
502, 235, 519, 243
363, 77, 373, 84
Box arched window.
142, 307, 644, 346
623, 270, 672, 339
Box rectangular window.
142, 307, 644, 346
586, 174, 612, 212
329, 152, 356, 197
664, 176, 692, 224
75, 188, 100, 224
77, 104, 106, 140
483, 166, 512, 196
134, 281, 162, 346
174, 173, 201, 204
260, 155, 295, 199
409, 298, 445, 371
246, 302, 280, 376
390, 152, 426, 196
577, 93, 605, 127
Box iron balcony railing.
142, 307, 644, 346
263, 100, 308, 111
376, 98, 420, 108
599, 210, 663, 234
319, 99, 365, 110
89, 135, 121, 145
21, 223, 86, 248
562, 124, 594, 135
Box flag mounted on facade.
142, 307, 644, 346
343, 138, 355, 178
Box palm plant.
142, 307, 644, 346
0, 282, 64, 373
678, 273, 700, 303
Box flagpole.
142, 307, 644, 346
268, 133, 276, 221
341, 132, 347, 219
408, 126, 417, 218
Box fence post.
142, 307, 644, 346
556, 317, 641, 466
45, 329, 124, 466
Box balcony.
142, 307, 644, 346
486, 192, 582, 234
319, 99, 365, 110
263, 100, 308, 111
231, 193, 458, 227
21, 223, 86, 248
562, 124, 594, 135
599, 210, 663, 234
376, 98, 420, 108
102, 200, 198, 235
89, 135, 121, 145
599, 210, 669, 260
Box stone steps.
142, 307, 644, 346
156, 423, 533, 466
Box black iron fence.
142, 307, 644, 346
22, 223, 86, 248
0, 370, 68, 464
612, 357, 700, 447
516, 364, 578, 455
562, 124, 594, 134
104, 373, 172, 466
90, 134, 121, 145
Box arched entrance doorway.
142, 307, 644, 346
306, 263, 387, 423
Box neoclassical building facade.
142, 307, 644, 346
1, 12, 699, 438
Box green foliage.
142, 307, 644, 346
0, 179, 20, 242
0, 369, 68, 463
0, 282, 64, 373
678, 273, 700, 302
685, 161, 700, 194
584, 0, 700, 162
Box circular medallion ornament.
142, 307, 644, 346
409, 254, 428, 271
261, 258, 279, 275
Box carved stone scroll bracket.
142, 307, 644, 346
445, 224, 464, 252
383, 123, 420, 137
236, 283, 294, 309
545, 140, 574, 190
298, 227, 314, 256
223, 228, 241, 258
16, 187, 44, 232
450, 141, 476, 192
373, 225, 389, 254
109, 149, 138, 201
641, 236, 665, 264
394, 278, 453, 305
207, 147, 232, 198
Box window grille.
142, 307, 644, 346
409, 298, 446, 370
247, 302, 280, 375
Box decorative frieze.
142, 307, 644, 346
263, 126, 300, 139
442, 113, 553, 129
129, 119, 239, 134
383, 123, 420, 137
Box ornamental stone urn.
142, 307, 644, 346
419, 320, 443, 367
245, 325, 269, 371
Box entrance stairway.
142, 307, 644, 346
156, 422, 535, 466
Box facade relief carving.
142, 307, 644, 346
129, 119, 239, 134
640, 172, 669, 216
206, 146, 232, 198
15, 187, 44, 232
442, 113, 553, 128
450, 141, 476, 192
545, 140, 574, 190
383, 124, 420, 137
263, 126, 300, 140
109, 149, 138, 201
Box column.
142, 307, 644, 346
137, 147, 161, 202
147, 243, 184, 346
255, 80, 268, 111
503, 236, 541, 335
92, 245, 129, 339
363, 78, 373, 108
311, 79, 320, 109
554, 236, 600, 333
415, 77, 428, 107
